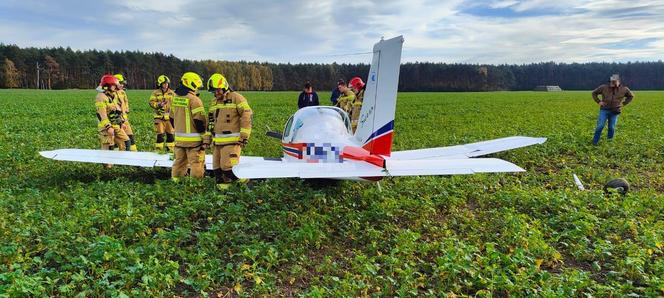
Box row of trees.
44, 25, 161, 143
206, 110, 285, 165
1, 44, 663, 91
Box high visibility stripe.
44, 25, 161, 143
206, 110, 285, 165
353, 102, 363, 106
95, 101, 106, 108
213, 136, 241, 143
98, 119, 110, 128
240, 128, 252, 135
176, 133, 201, 141
210, 103, 237, 111
185, 108, 191, 133
176, 132, 202, 137
237, 102, 251, 110
191, 106, 205, 115
215, 132, 240, 137
213, 133, 240, 143
172, 97, 189, 107
175, 136, 203, 142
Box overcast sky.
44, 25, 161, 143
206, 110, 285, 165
0, 0, 662, 64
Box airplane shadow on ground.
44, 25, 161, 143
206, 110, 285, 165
28, 162, 347, 192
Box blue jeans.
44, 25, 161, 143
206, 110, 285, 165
593, 109, 619, 144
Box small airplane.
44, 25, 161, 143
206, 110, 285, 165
40, 36, 546, 181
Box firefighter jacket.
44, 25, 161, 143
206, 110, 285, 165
149, 88, 175, 120
170, 86, 207, 147
207, 91, 253, 146
95, 91, 124, 132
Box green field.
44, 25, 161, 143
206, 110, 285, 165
1, 89, 663, 297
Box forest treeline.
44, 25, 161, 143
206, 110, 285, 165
1, 44, 663, 91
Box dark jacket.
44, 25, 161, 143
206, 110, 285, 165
592, 84, 634, 113
298, 91, 319, 109
330, 88, 341, 105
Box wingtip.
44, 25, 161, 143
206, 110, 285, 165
39, 150, 57, 159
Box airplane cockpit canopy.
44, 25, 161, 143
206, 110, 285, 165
282, 106, 352, 142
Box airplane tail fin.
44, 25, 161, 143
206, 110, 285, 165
354, 36, 404, 157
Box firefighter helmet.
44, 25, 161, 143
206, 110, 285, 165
349, 77, 365, 90
181, 72, 203, 91
114, 74, 126, 84
207, 73, 229, 92
157, 75, 170, 87
100, 74, 119, 90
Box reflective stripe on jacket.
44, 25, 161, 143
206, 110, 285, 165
170, 92, 207, 147
95, 92, 123, 131
149, 88, 175, 119
350, 88, 364, 128
208, 91, 253, 146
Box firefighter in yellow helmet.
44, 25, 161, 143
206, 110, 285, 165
149, 75, 176, 152
206, 73, 253, 190
335, 80, 355, 115
95, 75, 130, 156
169, 72, 209, 181
114, 74, 137, 151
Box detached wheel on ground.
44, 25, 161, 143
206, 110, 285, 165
604, 178, 629, 195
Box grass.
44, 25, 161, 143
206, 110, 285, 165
0, 89, 663, 297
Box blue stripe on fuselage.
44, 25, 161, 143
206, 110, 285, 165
282, 147, 301, 155
364, 120, 394, 144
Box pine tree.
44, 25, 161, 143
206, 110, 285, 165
1, 58, 20, 88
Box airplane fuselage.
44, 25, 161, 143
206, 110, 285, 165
280, 106, 381, 181
281, 106, 357, 163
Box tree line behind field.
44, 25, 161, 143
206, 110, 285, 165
1, 44, 663, 91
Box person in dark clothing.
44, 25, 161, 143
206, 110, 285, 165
330, 79, 344, 105
298, 82, 319, 109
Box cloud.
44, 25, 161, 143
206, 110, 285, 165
0, 0, 662, 64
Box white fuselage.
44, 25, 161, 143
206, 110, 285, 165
281, 106, 360, 163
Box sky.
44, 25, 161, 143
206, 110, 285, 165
0, 0, 663, 64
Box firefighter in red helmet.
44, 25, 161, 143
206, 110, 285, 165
348, 76, 365, 133
95, 75, 130, 159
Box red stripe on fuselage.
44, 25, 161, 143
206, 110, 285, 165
363, 132, 393, 157
284, 151, 300, 158
282, 143, 306, 150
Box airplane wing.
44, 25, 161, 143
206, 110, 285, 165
40, 148, 528, 179
232, 158, 524, 179
39, 149, 266, 169
388, 136, 546, 160
40, 149, 174, 167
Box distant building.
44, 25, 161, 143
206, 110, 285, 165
534, 85, 562, 91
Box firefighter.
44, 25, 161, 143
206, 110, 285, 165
335, 80, 355, 115
149, 75, 176, 152
206, 73, 253, 190
114, 74, 136, 151
169, 72, 209, 181
348, 77, 365, 132
95, 75, 130, 156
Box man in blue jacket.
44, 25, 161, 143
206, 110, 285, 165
298, 82, 319, 109
330, 79, 344, 105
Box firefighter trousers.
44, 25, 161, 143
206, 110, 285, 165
213, 144, 241, 171
172, 146, 205, 179
99, 125, 130, 150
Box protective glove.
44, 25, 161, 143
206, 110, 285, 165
239, 138, 248, 148
202, 133, 212, 149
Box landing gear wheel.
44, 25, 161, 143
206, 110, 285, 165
604, 178, 629, 195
